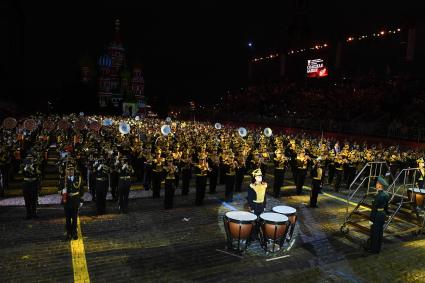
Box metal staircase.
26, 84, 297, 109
341, 162, 425, 237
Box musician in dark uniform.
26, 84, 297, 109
20, 154, 41, 219
143, 146, 153, 190
247, 168, 267, 216
110, 155, 120, 201
273, 149, 286, 198
208, 152, 219, 194
224, 153, 237, 202
295, 150, 308, 195
117, 156, 134, 213
62, 165, 83, 240
0, 145, 11, 196
334, 155, 345, 192
152, 149, 164, 199
94, 157, 109, 215
163, 157, 177, 209
367, 176, 390, 253
194, 156, 209, 205
180, 149, 192, 196
234, 153, 246, 192
310, 158, 323, 208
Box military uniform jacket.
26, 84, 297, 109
370, 190, 389, 223
247, 182, 267, 208
64, 174, 83, 206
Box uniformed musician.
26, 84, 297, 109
367, 176, 390, 253
62, 165, 83, 240
20, 154, 41, 219
247, 168, 267, 216
117, 156, 134, 213
310, 158, 323, 208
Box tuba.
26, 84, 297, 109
214, 122, 222, 130
119, 122, 131, 134
238, 127, 247, 137
161, 124, 171, 136
264, 127, 272, 137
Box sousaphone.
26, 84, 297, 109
119, 122, 131, 134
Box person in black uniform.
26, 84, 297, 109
334, 154, 345, 192
208, 151, 219, 194
110, 155, 120, 201
224, 152, 237, 202
94, 157, 109, 215
234, 153, 246, 192
117, 156, 134, 213
163, 157, 177, 209
143, 146, 153, 190
296, 150, 308, 195
194, 155, 209, 205
327, 151, 336, 186
152, 149, 164, 199
310, 158, 323, 208
366, 176, 390, 253
20, 154, 41, 219
180, 149, 192, 196
61, 165, 83, 240
273, 149, 287, 198
247, 168, 267, 216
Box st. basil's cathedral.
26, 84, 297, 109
79, 19, 146, 116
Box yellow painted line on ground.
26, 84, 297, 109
71, 217, 90, 283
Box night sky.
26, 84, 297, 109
3, 1, 424, 113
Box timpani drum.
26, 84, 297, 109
408, 188, 425, 208
272, 205, 297, 241
223, 211, 257, 252
259, 212, 289, 253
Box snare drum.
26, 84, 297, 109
408, 188, 425, 208
259, 212, 289, 253
272, 205, 298, 241
223, 211, 257, 252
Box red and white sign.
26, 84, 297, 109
307, 59, 328, 78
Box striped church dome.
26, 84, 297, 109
98, 54, 112, 68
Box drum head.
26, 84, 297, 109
272, 205, 297, 215
260, 212, 288, 224
225, 211, 257, 222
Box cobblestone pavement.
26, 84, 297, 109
1, 176, 424, 283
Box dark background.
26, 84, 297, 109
2, 0, 424, 114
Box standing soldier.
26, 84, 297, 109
180, 148, 192, 196
334, 154, 345, 192
62, 165, 83, 240
224, 152, 237, 202
95, 157, 109, 215
247, 168, 267, 216
208, 149, 219, 194
152, 148, 164, 199
20, 154, 41, 219
143, 145, 153, 191
273, 149, 287, 198
117, 156, 134, 213
163, 157, 177, 209
110, 154, 120, 201
310, 158, 323, 208
194, 154, 209, 205
234, 153, 246, 192
296, 150, 309, 195
367, 176, 389, 253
